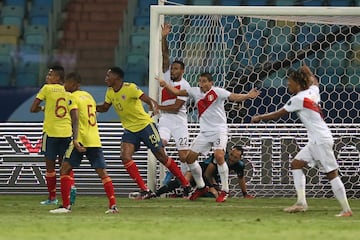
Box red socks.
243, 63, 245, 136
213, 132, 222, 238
102, 176, 116, 208
60, 175, 72, 208
45, 170, 57, 200
60, 175, 116, 209
124, 160, 148, 191
69, 169, 75, 187
165, 157, 189, 187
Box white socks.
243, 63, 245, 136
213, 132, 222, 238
330, 176, 352, 212
188, 161, 205, 188
180, 162, 190, 175
217, 162, 229, 193
292, 169, 307, 206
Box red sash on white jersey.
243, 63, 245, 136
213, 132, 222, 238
197, 89, 218, 117
303, 97, 324, 118
161, 85, 181, 102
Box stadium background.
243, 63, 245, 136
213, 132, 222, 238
0, 0, 359, 197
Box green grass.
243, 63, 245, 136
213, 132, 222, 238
0, 195, 358, 240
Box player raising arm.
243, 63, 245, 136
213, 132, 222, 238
157, 23, 191, 173
156, 73, 260, 202
251, 64, 352, 217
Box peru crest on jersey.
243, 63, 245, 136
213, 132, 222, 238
197, 89, 218, 117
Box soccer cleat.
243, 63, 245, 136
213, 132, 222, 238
189, 186, 209, 201
40, 199, 58, 205
335, 210, 353, 217
128, 192, 141, 199
244, 194, 255, 199
283, 204, 308, 213
139, 190, 157, 200
216, 190, 229, 202
49, 206, 71, 214
105, 205, 119, 214
182, 185, 192, 199
70, 187, 77, 205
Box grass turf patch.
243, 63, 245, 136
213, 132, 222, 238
0, 195, 358, 240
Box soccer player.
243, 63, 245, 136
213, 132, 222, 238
203, 145, 255, 199
251, 64, 352, 217
96, 67, 191, 199
30, 66, 76, 206
157, 72, 260, 202
156, 145, 255, 199
158, 23, 191, 172
50, 72, 118, 214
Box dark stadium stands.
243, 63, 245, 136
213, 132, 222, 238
0, 0, 358, 87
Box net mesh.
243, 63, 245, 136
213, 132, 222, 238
164, 14, 360, 124
160, 11, 360, 198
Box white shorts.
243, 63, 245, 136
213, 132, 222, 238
295, 141, 339, 173
158, 116, 189, 150
190, 131, 228, 155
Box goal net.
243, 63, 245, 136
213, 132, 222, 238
148, 5, 360, 198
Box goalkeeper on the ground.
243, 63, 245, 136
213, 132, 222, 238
156, 145, 255, 199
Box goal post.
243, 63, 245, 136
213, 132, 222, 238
148, 5, 360, 197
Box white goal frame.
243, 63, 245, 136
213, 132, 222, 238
147, 5, 360, 192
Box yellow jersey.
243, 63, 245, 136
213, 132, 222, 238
104, 83, 153, 132
36, 84, 72, 137
68, 90, 101, 147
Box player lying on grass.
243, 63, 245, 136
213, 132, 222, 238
156, 145, 255, 199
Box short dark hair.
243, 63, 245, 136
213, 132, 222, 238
172, 60, 185, 70
65, 72, 81, 84
199, 72, 213, 82
109, 67, 124, 79
232, 145, 244, 153
49, 65, 65, 80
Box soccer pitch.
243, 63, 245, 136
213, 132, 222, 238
0, 195, 358, 240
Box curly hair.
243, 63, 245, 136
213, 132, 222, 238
287, 68, 312, 90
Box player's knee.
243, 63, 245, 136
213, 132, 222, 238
121, 151, 133, 162
96, 169, 108, 179
60, 162, 72, 175
178, 151, 189, 162
290, 159, 306, 169
185, 151, 198, 164
326, 169, 338, 180
213, 150, 225, 163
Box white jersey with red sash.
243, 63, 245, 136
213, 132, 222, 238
187, 86, 231, 133
160, 70, 190, 120
283, 85, 333, 144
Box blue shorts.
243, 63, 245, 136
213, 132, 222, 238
122, 122, 163, 154
64, 145, 107, 169
41, 133, 71, 161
